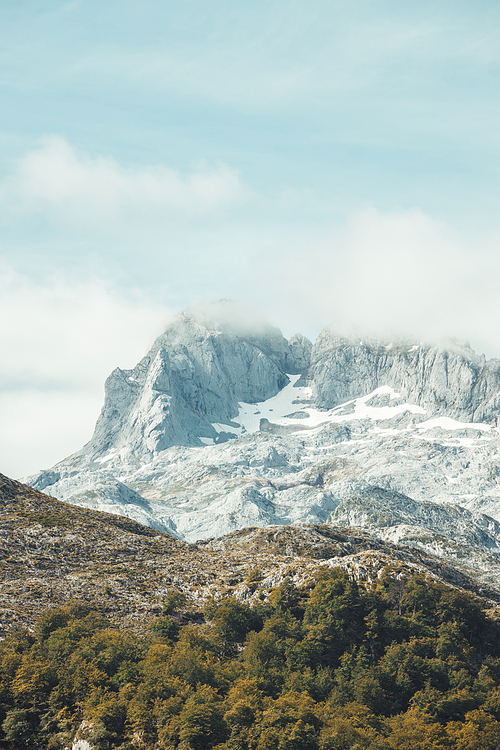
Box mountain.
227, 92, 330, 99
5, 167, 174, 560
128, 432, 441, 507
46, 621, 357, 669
82, 300, 312, 462
2, 472, 500, 640
24, 300, 500, 585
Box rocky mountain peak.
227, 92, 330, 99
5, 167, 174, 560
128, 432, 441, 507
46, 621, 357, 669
25, 302, 500, 581
82, 301, 311, 464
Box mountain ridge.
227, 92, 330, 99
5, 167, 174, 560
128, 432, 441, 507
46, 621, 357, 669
23, 301, 500, 586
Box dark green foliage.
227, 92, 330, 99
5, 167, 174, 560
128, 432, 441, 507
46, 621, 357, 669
2, 571, 500, 749
177, 684, 227, 749
205, 596, 262, 653
162, 589, 187, 615
303, 568, 366, 668
149, 615, 180, 641
2, 709, 34, 749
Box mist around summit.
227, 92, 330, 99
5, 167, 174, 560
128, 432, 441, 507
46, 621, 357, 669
3, 187, 499, 481
4, 208, 500, 481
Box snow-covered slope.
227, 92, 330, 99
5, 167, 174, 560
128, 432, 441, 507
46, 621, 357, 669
24, 301, 500, 584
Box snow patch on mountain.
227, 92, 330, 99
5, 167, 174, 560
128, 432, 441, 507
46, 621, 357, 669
229, 382, 427, 437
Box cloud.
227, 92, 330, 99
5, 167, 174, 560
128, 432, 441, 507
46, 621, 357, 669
0, 267, 172, 477
332, 207, 468, 340
244, 207, 500, 358
0, 389, 100, 483
0, 137, 247, 229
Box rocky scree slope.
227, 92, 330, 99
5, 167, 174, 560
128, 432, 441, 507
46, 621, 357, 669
2, 472, 500, 640
25, 302, 500, 581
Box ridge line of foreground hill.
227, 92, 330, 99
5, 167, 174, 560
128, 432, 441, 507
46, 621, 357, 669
2, 471, 500, 639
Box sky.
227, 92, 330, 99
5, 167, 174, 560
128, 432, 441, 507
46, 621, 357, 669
3, 0, 500, 477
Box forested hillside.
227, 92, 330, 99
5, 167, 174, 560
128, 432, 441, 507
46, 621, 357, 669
2, 570, 500, 749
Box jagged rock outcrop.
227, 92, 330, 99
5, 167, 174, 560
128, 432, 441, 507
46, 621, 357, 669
85, 301, 312, 462
310, 330, 500, 425
334, 485, 500, 546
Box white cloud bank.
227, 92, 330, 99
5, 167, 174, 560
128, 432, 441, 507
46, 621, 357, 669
0, 137, 246, 229
0, 269, 172, 478
332, 207, 473, 341
247, 206, 500, 359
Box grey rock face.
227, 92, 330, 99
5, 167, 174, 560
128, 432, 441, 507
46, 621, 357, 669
310, 330, 500, 425
285, 333, 313, 374
85, 302, 309, 462
331, 485, 500, 553
76, 309, 500, 469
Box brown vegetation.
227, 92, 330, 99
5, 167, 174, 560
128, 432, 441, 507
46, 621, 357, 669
2, 473, 500, 642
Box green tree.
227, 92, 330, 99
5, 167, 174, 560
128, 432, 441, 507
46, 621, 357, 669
303, 569, 365, 669
177, 684, 228, 750
2, 708, 34, 749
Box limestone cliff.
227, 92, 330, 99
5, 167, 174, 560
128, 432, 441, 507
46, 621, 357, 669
86, 301, 312, 461
311, 330, 500, 425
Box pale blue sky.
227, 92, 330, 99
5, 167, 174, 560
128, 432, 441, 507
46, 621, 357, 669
3, 0, 500, 476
